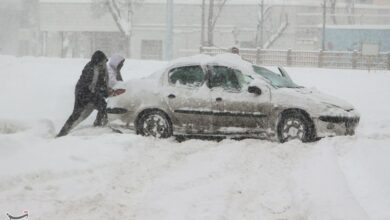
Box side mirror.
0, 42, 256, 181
248, 86, 262, 95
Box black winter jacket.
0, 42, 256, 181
75, 51, 109, 102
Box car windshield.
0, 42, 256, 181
236, 71, 253, 87
252, 65, 300, 88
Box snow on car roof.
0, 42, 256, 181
141, 53, 258, 84
166, 53, 254, 72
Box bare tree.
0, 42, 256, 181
92, 0, 144, 57
255, 0, 275, 48
206, 0, 228, 46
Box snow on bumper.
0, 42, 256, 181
313, 109, 360, 138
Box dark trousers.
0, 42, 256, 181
57, 92, 107, 137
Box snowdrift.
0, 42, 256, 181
0, 55, 390, 220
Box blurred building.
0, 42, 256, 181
324, 25, 390, 51
0, 0, 39, 56
0, 0, 23, 56
373, 0, 390, 5
5, 0, 390, 58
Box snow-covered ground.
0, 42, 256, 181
0, 55, 390, 220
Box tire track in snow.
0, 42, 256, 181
221, 141, 307, 220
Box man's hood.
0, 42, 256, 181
91, 50, 107, 65
108, 54, 125, 70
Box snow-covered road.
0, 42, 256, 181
0, 55, 390, 220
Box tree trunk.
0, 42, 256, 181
207, 0, 215, 46
330, 0, 337, 25
321, 0, 326, 51
255, 0, 265, 48
201, 0, 206, 47
125, 35, 131, 58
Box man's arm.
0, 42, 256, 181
88, 66, 100, 93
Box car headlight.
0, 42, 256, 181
322, 106, 349, 117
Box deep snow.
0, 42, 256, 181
0, 55, 390, 220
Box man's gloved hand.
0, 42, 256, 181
108, 88, 115, 97
108, 88, 126, 97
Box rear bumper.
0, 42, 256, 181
314, 115, 360, 138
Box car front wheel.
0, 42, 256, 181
277, 111, 315, 143
136, 110, 173, 138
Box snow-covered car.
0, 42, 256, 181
108, 54, 360, 142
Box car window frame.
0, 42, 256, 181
167, 64, 206, 88
206, 65, 248, 93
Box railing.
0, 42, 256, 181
200, 47, 390, 70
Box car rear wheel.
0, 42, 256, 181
277, 111, 315, 143
136, 110, 173, 138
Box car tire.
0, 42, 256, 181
277, 111, 315, 143
136, 110, 173, 138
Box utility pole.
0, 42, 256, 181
165, 0, 174, 60
255, 0, 265, 48
321, 0, 327, 51
201, 0, 206, 47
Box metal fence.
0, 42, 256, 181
200, 47, 390, 70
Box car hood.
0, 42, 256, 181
273, 87, 355, 112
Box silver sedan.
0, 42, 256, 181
108, 54, 359, 142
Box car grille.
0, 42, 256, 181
319, 116, 360, 124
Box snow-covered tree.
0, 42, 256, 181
92, 0, 144, 57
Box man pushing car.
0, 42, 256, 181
56, 51, 126, 137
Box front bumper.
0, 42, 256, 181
314, 115, 360, 138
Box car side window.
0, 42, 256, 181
208, 66, 242, 91
168, 65, 205, 87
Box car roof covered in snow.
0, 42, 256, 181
165, 53, 254, 73
142, 53, 260, 84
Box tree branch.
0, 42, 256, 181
106, 0, 127, 35
211, 0, 228, 28
111, 0, 122, 18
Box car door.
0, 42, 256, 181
207, 65, 271, 136
164, 64, 213, 134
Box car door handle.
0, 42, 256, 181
216, 97, 223, 102
168, 94, 176, 99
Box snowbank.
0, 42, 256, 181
0, 55, 390, 220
